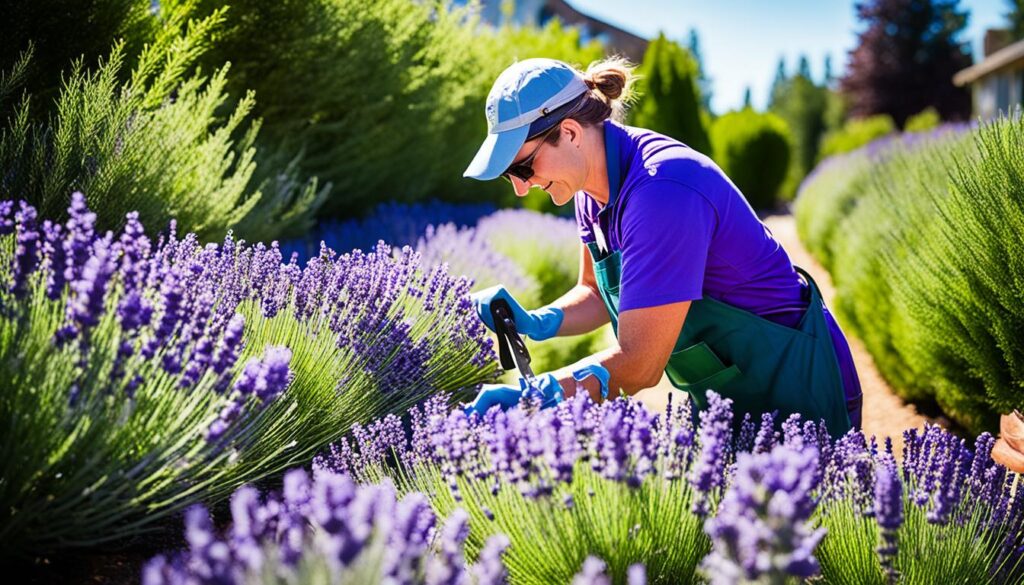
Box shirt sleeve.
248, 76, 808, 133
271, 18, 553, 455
618, 180, 718, 312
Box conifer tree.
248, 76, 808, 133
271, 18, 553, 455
630, 33, 711, 154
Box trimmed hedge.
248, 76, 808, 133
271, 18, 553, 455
710, 108, 792, 210
793, 119, 1024, 433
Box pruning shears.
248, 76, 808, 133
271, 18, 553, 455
489, 298, 538, 391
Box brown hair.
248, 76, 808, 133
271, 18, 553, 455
544, 56, 638, 145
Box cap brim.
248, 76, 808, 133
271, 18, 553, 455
463, 125, 530, 180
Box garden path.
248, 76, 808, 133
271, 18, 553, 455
634, 212, 935, 453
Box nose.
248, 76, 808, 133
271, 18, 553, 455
510, 176, 533, 197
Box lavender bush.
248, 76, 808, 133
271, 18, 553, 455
315, 391, 740, 583
279, 200, 497, 263
417, 208, 611, 378
816, 427, 1024, 584
315, 390, 1022, 584
0, 195, 499, 556
143, 469, 511, 585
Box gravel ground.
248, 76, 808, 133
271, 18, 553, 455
634, 212, 937, 454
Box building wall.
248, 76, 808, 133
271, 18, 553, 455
973, 65, 1024, 119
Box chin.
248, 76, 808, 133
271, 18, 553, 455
549, 185, 575, 207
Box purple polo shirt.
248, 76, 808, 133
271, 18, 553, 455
575, 120, 862, 425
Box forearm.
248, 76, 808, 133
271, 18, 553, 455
549, 343, 663, 402
547, 284, 610, 336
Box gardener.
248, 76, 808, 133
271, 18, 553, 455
462, 57, 862, 438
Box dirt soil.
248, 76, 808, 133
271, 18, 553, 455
634, 212, 936, 453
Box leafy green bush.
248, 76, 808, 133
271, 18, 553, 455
173, 0, 603, 218
818, 114, 896, 160
793, 148, 875, 272
905, 107, 941, 133
629, 33, 711, 155
0, 9, 325, 242
794, 118, 1024, 433
710, 108, 792, 210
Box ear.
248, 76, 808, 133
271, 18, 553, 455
561, 118, 585, 146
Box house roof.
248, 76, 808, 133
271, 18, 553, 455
954, 38, 1024, 86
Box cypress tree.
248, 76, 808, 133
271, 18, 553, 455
630, 33, 712, 155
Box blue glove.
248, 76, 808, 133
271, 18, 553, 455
463, 374, 565, 417
471, 285, 563, 341
463, 384, 523, 418
572, 364, 611, 401
520, 373, 565, 410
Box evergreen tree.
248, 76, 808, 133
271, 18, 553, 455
688, 28, 714, 111
769, 55, 829, 198
798, 55, 813, 79
840, 0, 972, 127
769, 57, 788, 107
824, 54, 835, 85
743, 86, 753, 109
630, 33, 712, 154
1008, 0, 1024, 40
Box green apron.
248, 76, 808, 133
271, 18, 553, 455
590, 127, 851, 439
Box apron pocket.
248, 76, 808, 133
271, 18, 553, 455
665, 342, 742, 394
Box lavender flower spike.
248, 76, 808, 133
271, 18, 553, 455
874, 453, 902, 583
702, 444, 826, 584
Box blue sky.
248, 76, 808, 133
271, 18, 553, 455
570, 0, 1009, 113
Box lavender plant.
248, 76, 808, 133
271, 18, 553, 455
315, 389, 1022, 585
143, 468, 512, 584
315, 391, 733, 584
701, 445, 826, 584
279, 200, 497, 262
815, 427, 1024, 584
0, 195, 498, 556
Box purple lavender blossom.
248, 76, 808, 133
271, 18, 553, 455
690, 391, 734, 516
0, 200, 13, 235
702, 445, 826, 583
41, 220, 67, 299
471, 534, 511, 585
874, 453, 902, 583
62, 192, 96, 285
10, 201, 41, 298
572, 556, 612, 585
206, 346, 292, 442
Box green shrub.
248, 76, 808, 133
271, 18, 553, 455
710, 108, 792, 210
818, 114, 896, 160
885, 119, 1024, 429
0, 9, 325, 242
904, 107, 941, 133
793, 149, 875, 272
629, 33, 711, 155
174, 0, 603, 218
794, 118, 1023, 433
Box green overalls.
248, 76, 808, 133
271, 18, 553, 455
589, 129, 852, 439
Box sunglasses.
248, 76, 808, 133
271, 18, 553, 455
501, 125, 560, 183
